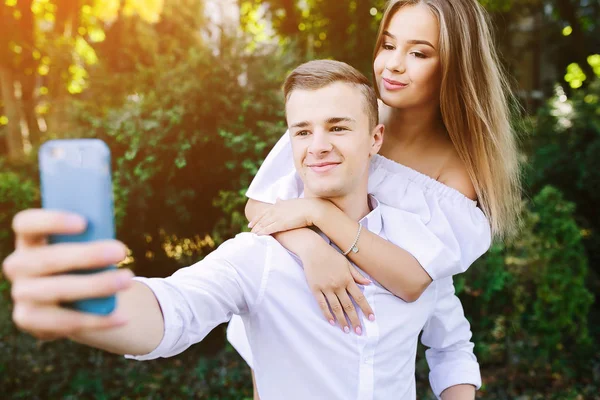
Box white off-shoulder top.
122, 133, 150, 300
245, 132, 492, 280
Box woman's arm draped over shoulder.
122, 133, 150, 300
247, 199, 376, 332
244, 132, 491, 303
246, 199, 432, 302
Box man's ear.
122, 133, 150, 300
370, 124, 385, 156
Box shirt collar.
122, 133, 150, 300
362, 195, 382, 236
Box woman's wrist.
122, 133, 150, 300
273, 226, 326, 260
304, 198, 332, 228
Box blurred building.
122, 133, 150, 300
204, 0, 240, 48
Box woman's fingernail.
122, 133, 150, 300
344, 326, 350, 334
369, 314, 375, 321
355, 326, 362, 335
329, 319, 335, 326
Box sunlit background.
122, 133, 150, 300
0, 0, 599, 398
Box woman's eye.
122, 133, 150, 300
296, 130, 310, 136
382, 43, 395, 51
411, 52, 426, 59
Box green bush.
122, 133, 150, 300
0, 161, 39, 263
527, 79, 600, 271
59, 25, 292, 277
455, 186, 595, 397
0, 327, 254, 399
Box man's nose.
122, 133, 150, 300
308, 131, 333, 155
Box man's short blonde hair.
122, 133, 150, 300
283, 60, 379, 129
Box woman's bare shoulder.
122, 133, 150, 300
437, 152, 477, 201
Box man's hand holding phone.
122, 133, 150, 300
3, 210, 133, 341
3, 140, 165, 356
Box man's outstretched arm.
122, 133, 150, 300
69, 282, 165, 355
4, 210, 264, 359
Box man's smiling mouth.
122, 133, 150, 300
306, 162, 341, 173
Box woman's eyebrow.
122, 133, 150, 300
383, 31, 436, 49
406, 39, 435, 49
383, 30, 396, 39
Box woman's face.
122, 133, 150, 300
373, 4, 442, 110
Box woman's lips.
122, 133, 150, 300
307, 162, 340, 173
382, 77, 408, 91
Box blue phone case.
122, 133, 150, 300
39, 139, 116, 315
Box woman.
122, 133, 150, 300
230, 0, 521, 397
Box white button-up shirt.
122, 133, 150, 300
127, 198, 481, 400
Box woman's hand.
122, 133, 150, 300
301, 239, 375, 335
249, 198, 326, 235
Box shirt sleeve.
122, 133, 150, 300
420, 277, 482, 399
369, 155, 492, 280
246, 130, 304, 202
125, 233, 271, 361
227, 314, 254, 368
377, 199, 490, 281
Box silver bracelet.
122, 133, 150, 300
343, 223, 362, 256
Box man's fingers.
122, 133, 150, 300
336, 289, 362, 335
2, 240, 127, 280
347, 283, 375, 324
312, 290, 335, 326
11, 269, 134, 304
12, 209, 87, 247
324, 291, 349, 333
12, 303, 128, 339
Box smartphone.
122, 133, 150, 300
39, 139, 116, 315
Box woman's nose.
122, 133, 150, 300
385, 52, 406, 74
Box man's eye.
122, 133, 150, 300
331, 126, 347, 132
296, 130, 310, 136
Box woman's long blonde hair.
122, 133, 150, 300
374, 0, 522, 239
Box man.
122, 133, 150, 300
3, 60, 480, 399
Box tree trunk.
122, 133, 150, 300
0, 66, 25, 161
44, 0, 80, 137
353, 0, 375, 74
20, 81, 41, 147
16, 0, 42, 146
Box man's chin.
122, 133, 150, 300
305, 186, 345, 199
